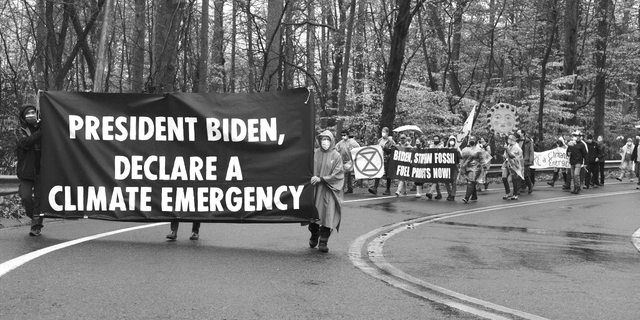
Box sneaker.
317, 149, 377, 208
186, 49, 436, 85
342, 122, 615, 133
462, 197, 469, 203
511, 195, 518, 200
415, 192, 422, 198
592, 184, 598, 188
424, 193, 433, 199
166, 230, 177, 240
616, 177, 622, 181
435, 194, 443, 200
382, 189, 391, 196
446, 195, 455, 201
28, 228, 41, 236
395, 191, 401, 197
527, 188, 533, 194
368, 188, 377, 195
503, 194, 512, 200
189, 232, 199, 240
470, 196, 478, 201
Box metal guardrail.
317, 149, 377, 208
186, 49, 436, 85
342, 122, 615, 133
0, 160, 624, 196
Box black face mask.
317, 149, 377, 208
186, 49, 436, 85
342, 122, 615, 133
433, 140, 440, 145
469, 141, 476, 146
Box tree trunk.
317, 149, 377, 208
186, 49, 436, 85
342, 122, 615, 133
448, 0, 468, 98
305, 0, 316, 88
152, 0, 185, 91
283, 2, 295, 89
352, 0, 366, 112
563, 0, 579, 76
593, 0, 611, 138
331, 1, 346, 115
131, 0, 145, 93
94, 0, 115, 92
210, 0, 225, 92
379, 0, 424, 130
245, 0, 255, 92
261, 0, 284, 91
230, 0, 237, 92
196, 0, 209, 93
538, 0, 558, 142
337, 0, 358, 134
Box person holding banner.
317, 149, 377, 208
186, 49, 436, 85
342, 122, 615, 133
501, 134, 523, 200
444, 135, 462, 201
460, 136, 484, 203
335, 129, 360, 194
412, 136, 428, 197
15, 104, 44, 236
394, 134, 412, 196
547, 137, 568, 187
309, 130, 344, 253
368, 127, 395, 196
425, 135, 445, 199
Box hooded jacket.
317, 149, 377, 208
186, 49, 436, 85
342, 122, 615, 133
313, 130, 344, 230
14, 104, 42, 180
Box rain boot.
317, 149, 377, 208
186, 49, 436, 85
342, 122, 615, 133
318, 227, 331, 253
308, 223, 320, 248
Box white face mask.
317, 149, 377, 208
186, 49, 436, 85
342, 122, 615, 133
449, 140, 455, 146
321, 140, 331, 150
627, 142, 633, 146
382, 132, 388, 138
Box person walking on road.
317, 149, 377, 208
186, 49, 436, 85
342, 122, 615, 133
476, 137, 492, 191
413, 136, 427, 198
335, 129, 360, 194
596, 135, 607, 186
394, 134, 412, 196
166, 222, 201, 241
424, 135, 445, 199
516, 130, 535, 194
15, 104, 44, 236
460, 136, 484, 203
583, 134, 601, 189
444, 135, 461, 201
501, 134, 523, 200
368, 127, 395, 195
567, 130, 588, 194
617, 137, 635, 183
308, 130, 344, 253
632, 136, 640, 189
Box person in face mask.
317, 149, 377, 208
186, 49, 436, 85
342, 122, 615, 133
459, 136, 484, 203
424, 135, 444, 199
335, 129, 360, 194
617, 137, 635, 183
15, 104, 44, 236
566, 130, 588, 194
307, 130, 344, 253
443, 135, 461, 201
368, 127, 395, 195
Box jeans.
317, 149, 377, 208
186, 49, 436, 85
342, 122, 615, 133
570, 164, 583, 187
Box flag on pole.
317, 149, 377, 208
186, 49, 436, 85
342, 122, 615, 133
456, 104, 477, 143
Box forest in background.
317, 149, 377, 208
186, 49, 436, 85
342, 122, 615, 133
1, 0, 640, 174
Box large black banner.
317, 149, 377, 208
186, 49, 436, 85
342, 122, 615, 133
388, 149, 459, 183
40, 89, 316, 223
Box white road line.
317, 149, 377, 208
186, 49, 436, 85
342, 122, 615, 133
0, 222, 167, 278
632, 228, 640, 253
349, 190, 639, 320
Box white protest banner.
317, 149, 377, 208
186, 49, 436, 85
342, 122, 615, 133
531, 147, 570, 169
351, 145, 385, 180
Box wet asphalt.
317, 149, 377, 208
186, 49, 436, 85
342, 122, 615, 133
1, 179, 639, 319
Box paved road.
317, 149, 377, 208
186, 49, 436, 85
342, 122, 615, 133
1, 180, 639, 319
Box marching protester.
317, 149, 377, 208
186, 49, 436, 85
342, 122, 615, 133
596, 135, 607, 186
412, 136, 428, 197
335, 128, 360, 194
516, 129, 535, 194
583, 134, 601, 189
566, 130, 588, 194
15, 104, 44, 236
308, 130, 344, 253
444, 135, 461, 201
547, 137, 567, 187
166, 222, 201, 241
368, 127, 395, 196
501, 134, 523, 200
424, 134, 445, 199
394, 133, 412, 196
459, 136, 484, 203
616, 137, 635, 183
477, 137, 492, 191
632, 136, 640, 189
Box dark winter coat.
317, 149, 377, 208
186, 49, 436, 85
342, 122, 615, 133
567, 140, 588, 165
14, 105, 42, 180
584, 140, 600, 164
